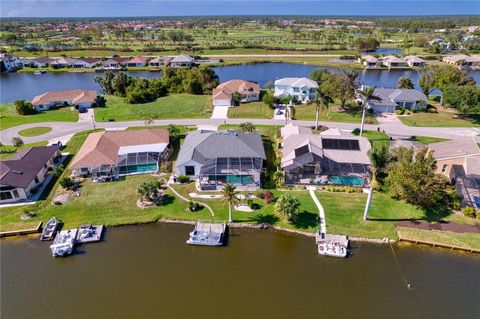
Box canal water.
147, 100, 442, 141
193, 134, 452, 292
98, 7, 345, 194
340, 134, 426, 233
1, 63, 479, 103
1, 223, 479, 319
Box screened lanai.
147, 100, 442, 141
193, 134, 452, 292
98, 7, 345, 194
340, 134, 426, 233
116, 151, 161, 174
198, 156, 263, 190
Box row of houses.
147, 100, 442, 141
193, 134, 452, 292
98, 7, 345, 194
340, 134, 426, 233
2, 127, 478, 211
19, 54, 196, 70
442, 54, 480, 69
359, 55, 427, 69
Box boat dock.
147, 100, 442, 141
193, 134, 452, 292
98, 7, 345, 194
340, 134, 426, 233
50, 229, 78, 257
187, 221, 226, 246
75, 224, 104, 243
316, 232, 349, 258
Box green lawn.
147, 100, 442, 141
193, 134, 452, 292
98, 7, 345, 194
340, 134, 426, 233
411, 136, 448, 145
397, 227, 480, 251
399, 112, 480, 127
0, 104, 78, 130
294, 105, 378, 124
359, 130, 390, 149
94, 94, 213, 122
18, 126, 52, 137
228, 102, 273, 119
0, 141, 49, 160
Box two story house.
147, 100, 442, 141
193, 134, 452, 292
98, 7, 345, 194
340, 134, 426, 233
274, 77, 318, 104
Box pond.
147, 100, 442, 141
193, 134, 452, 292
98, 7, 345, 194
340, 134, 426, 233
1, 223, 479, 319
1, 63, 479, 103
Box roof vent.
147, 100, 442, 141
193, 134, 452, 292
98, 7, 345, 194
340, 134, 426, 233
12, 170, 23, 175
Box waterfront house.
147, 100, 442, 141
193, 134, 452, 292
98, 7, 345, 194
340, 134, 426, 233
365, 88, 428, 113
101, 58, 121, 68
381, 56, 408, 68
170, 54, 195, 68
212, 79, 260, 107
174, 130, 266, 191
274, 77, 318, 104
428, 138, 480, 210
404, 56, 427, 67
0, 54, 22, 72
22, 56, 55, 68
112, 57, 129, 66
148, 56, 172, 67
442, 54, 480, 68
78, 58, 101, 68
359, 55, 380, 68
280, 124, 371, 186
70, 129, 171, 179
50, 57, 80, 68
127, 56, 147, 67
0, 146, 60, 204
32, 89, 97, 111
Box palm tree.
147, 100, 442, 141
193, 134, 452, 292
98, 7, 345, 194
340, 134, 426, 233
239, 122, 256, 133
272, 170, 285, 188
274, 194, 300, 221
285, 105, 295, 125
356, 86, 381, 136
368, 145, 391, 188
315, 88, 334, 130
222, 184, 240, 223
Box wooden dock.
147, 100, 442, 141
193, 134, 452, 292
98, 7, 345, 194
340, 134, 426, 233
0, 222, 42, 238
398, 237, 480, 254
75, 225, 104, 243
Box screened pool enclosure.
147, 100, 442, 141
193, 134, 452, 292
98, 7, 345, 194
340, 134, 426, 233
198, 157, 263, 190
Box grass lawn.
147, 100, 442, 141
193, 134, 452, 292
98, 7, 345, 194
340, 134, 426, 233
359, 130, 390, 149
399, 111, 480, 127
228, 102, 273, 119
94, 94, 212, 122
18, 126, 52, 137
0, 141, 48, 160
294, 105, 378, 124
411, 136, 448, 145
397, 227, 480, 251
0, 104, 78, 130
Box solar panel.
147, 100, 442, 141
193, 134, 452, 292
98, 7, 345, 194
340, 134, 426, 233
322, 138, 360, 151
295, 145, 310, 157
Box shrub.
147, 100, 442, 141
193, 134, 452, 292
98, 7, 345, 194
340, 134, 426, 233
178, 176, 190, 184
395, 109, 404, 115
263, 190, 273, 204
188, 201, 202, 212
15, 100, 37, 115
255, 190, 264, 199
462, 206, 476, 218
11, 136, 24, 147
427, 106, 437, 113
59, 177, 75, 190
94, 95, 106, 107
352, 128, 361, 135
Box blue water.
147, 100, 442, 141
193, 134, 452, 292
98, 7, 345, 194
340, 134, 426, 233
365, 48, 402, 55
329, 176, 366, 186
1, 63, 479, 103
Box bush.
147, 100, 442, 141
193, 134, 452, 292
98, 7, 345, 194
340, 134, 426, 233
352, 128, 361, 135
323, 185, 362, 193
255, 190, 264, 199
427, 106, 437, 113
59, 177, 75, 190
462, 206, 476, 218
178, 176, 190, 184
395, 109, 405, 115
95, 95, 106, 107
15, 100, 37, 115
188, 201, 202, 212
263, 190, 273, 204
12, 136, 24, 147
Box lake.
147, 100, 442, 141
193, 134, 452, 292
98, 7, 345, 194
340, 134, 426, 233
1, 63, 479, 103
1, 223, 479, 319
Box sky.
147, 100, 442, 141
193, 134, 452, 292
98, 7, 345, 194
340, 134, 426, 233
1, 0, 479, 18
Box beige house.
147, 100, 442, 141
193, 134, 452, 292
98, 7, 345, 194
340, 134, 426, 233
212, 79, 260, 107
32, 89, 97, 111
0, 146, 60, 204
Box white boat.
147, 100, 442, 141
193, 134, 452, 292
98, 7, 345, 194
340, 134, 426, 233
187, 221, 226, 246
34, 70, 46, 75
50, 229, 77, 257
40, 217, 58, 241
316, 232, 349, 258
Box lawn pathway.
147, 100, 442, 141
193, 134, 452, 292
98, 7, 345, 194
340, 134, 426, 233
307, 186, 326, 234
167, 185, 215, 217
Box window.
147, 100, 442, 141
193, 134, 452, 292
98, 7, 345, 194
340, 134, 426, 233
185, 166, 195, 176
0, 192, 13, 200
293, 87, 299, 92
441, 164, 448, 173
34, 177, 40, 184
13, 190, 19, 198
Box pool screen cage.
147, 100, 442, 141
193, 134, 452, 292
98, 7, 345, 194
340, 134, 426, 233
115, 152, 161, 173
198, 157, 263, 185
91, 164, 118, 179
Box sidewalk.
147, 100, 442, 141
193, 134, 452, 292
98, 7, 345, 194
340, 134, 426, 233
307, 186, 326, 234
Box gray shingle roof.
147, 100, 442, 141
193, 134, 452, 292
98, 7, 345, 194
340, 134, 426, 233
175, 130, 266, 167
373, 88, 428, 106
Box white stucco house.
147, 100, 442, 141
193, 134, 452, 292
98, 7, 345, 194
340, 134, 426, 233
364, 88, 429, 113
0, 54, 23, 72
32, 89, 97, 111
274, 77, 318, 104
170, 54, 195, 68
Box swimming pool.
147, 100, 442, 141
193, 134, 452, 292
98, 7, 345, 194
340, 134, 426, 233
329, 176, 366, 186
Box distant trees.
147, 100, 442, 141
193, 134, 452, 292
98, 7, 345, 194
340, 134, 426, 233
15, 100, 36, 115
442, 85, 480, 114
354, 37, 380, 52
310, 67, 357, 110
397, 77, 414, 89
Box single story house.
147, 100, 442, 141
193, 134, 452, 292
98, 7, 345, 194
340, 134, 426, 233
149, 56, 172, 67
79, 58, 101, 68
274, 77, 318, 104
404, 56, 427, 67
101, 58, 121, 68
359, 55, 380, 68
0, 146, 60, 204
112, 57, 129, 66
174, 130, 266, 191
365, 88, 428, 113
32, 89, 97, 111
127, 56, 147, 67
0, 54, 22, 72
428, 138, 480, 210
170, 54, 195, 68
212, 79, 260, 107
442, 54, 480, 68
23, 56, 55, 68
70, 129, 171, 179
281, 124, 371, 186
381, 56, 408, 68
50, 57, 80, 68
